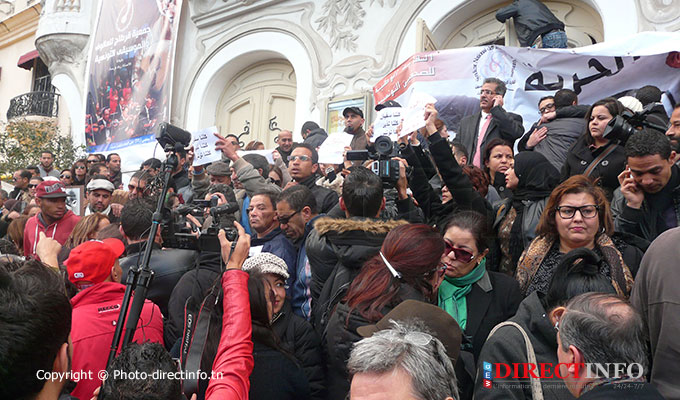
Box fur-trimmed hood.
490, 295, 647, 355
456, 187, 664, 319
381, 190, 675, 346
313, 216, 408, 236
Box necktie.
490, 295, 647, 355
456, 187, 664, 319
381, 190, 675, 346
473, 114, 492, 167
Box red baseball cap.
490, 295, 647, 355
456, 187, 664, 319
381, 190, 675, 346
36, 181, 68, 199
65, 238, 125, 290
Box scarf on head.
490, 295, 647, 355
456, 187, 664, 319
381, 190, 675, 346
515, 235, 634, 297
508, 152, 560, 266
438, 258, 486, 330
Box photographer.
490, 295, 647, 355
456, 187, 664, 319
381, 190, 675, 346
561, 97, 627, 200
612, 130, 680, 241
118, 199, 198, 316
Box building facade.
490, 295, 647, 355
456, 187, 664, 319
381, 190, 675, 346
35, 0, 680, 153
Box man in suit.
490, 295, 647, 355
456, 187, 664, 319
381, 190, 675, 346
458, 77, 524, 167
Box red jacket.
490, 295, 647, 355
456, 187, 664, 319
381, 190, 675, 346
205, 270, 254, 399
23, 211, 80, 258
70, 281, 164, 400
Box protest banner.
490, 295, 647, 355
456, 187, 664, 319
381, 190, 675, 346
373, 32, 680, 136
84, 0, 183, 168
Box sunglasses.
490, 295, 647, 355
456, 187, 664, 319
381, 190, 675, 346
444, 242, 474, 263
278, 209, 299, 225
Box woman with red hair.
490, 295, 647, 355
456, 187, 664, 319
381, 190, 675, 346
324, 223, 447, 400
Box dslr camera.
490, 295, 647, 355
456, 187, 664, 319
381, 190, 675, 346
161, 196, 238, 252
603, 105, 669, 145
346, 136, 403, 188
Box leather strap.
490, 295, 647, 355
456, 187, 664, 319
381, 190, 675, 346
487, 321, 544, 400
584, 143, 617, 178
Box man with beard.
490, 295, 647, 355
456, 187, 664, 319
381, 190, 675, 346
106, 153, 123, 188
85, 178, 119, 222
666, 104, 680, 163
343, 107, 367, 151
38, 150, 60, 178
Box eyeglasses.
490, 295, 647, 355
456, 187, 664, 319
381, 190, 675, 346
444, 242, 474, 263
480, 89, 497, 96
278, 210, 299, 225
539, 103, 556, 114
75, 165, 86, 170
288, 155, 312, 162
556, 205, 599, 219
60, 174, 72, 179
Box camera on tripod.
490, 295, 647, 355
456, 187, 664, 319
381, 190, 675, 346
603, 105, 669, 146
346, 136, 403, 188
162, 195, 239, 253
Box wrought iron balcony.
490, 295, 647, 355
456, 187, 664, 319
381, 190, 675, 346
7, 91, 60, 120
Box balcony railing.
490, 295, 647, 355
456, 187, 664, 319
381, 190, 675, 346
7, 91, 60, 120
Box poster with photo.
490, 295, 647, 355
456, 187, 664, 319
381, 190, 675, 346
84, 0, 183, 154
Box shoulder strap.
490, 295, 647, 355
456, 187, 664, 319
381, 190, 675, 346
487, 321, 544, 400
583, 143, 618, 177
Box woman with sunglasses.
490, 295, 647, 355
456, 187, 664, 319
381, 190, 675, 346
439, 211, 521, 366
516, 175, 638, 298
59, 169, 73, 186
71, 159, 88, 186
324, 223, 447, 400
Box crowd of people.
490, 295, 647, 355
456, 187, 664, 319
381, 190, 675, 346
1, 77, 680, 400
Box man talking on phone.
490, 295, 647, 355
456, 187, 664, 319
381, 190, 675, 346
457, 77, 524, 168
612, 130, 680, 241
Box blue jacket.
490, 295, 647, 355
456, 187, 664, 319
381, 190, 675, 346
251, 227, 297, 280
290, 215, 322, 320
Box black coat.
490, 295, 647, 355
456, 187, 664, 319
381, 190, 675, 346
325, 284, 429, 400
119, 243, 197, 317
458, 107, 525, 164
463, 271, 522, 362
561, 136, 626, 200
272, 301, 326, 400
164, 252, 222, 349
296, 174, 339, 214
249, 341, 311, 400
305, 217, 408, 331
495, 0, 565, 47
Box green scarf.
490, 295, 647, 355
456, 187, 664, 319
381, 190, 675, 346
438, 258, 487, 330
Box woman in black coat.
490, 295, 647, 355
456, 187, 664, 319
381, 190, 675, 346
561, 97, 627, 200
247, 270, 311, 400
242, 253, 326, 400
325, 224, 447, 400
495, 151, 560, 275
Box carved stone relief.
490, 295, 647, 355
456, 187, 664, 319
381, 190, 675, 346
637, 0, 680, 31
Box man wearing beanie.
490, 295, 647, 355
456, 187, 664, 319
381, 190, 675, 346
66, 238, 163, 399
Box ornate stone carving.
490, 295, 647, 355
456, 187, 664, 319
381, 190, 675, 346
0, 1, 14, 16
636, 0, 680, 31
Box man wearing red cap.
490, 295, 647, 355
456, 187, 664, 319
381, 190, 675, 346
23, 181, 80, 258
66, 238, 164, 399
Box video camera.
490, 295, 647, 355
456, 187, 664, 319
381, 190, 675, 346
161, 195, 239, 253
346, 136, 403, 188
603, 105, 669, 146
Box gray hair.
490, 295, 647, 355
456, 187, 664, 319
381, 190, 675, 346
347, 320, 458, 400
483, 77, 507, 96
558, 293, 648, 373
